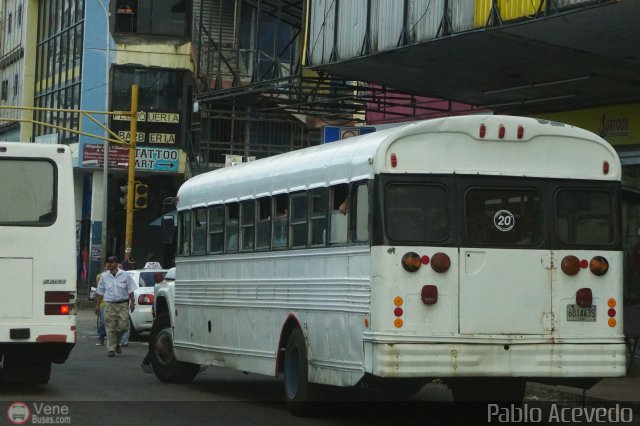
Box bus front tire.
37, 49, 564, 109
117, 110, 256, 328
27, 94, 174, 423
149, 313, 199, 384
283, 327, 322, 416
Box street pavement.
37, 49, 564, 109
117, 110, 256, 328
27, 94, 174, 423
76, 288, 639, 405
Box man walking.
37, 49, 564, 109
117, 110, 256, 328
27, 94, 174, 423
94, 256, 138, 357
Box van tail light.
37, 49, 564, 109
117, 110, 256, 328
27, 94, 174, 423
45, 291, 76, 315
576, 288, 593, 308
421, 285, 438, 305
138, 294, 155, 305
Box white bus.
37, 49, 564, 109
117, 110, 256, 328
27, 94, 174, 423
0, 142, 77, 384
151, 115, 625, 413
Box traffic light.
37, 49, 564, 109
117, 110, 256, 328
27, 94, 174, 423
134, 183, 148, 209
119, 185, 128, 207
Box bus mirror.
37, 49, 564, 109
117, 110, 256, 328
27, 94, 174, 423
162, 215, 175, 244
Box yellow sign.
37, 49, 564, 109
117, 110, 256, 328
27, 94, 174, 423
533, 103, 640, 146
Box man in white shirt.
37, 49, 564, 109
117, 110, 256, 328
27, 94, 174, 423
94, 256, 138, 357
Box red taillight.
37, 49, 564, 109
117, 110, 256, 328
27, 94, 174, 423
603, 161, 609, 175
420, 255, 430, 265
421, 285, 438, 305
390, 153, 397, 168
561, 255, 580, 275
394, 307, 403, 317
138, 294, 154, 305
45, 291, 73, 303
576, 288, 593, 308
479, 124, 486, 138
608, 308, 616, 317
498, 125, 505, 139
430, 252, 451, 273
517, 125, 524, 139
45, 291, 75, 315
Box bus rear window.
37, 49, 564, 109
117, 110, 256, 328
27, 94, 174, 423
0, 159, 56, 225
385, 184, 449, 242
555, 189, 614, 246
465, 188, 542, 246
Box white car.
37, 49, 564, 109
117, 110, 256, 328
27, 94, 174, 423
127, 269, 168, 338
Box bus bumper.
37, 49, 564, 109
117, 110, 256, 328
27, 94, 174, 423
363, 341, 626, 378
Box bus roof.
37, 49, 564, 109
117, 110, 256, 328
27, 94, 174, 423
178, 115, 620, 208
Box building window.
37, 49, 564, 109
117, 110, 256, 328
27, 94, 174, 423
13, 74, 18, 97
17, 4, 22, 26
115, 0, 187, 36
1, 80, 8, 100
7, 13, 12, 33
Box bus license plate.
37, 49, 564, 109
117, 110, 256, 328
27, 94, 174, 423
567, 304, 596, 322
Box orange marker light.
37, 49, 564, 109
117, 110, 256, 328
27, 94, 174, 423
608, 318, 617, 328
608, 298, 617, 308
394, 296, 403, 307
394, 318, 403, 328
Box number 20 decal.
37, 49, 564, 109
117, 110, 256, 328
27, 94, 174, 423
494, 210, 515, 231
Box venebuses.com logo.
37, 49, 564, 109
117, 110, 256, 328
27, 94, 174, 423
6, 401, 71, 424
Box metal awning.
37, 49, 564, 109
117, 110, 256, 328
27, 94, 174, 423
310, 0, 640, 116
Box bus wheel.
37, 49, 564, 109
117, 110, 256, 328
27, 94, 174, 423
2, 357, 51, 384
149, 313, 199, 384
283, 327, 322, 416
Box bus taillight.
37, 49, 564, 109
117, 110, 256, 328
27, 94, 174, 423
45, 291, 76, 315
479, 124, 486, 138
401, 252, 421, 272
589, 256, 608, 276
517, 125, 524, 139
430, 252, 450, 273
561, 255, 580, 275
421, 285, 438, 305
576, 288, 593, 308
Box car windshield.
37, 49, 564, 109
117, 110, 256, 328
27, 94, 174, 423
138, 271, 167, 287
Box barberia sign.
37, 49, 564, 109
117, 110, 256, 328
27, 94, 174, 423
599, 115, 629, 138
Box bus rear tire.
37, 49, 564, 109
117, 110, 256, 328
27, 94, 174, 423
150, 313, 199, 384
283, 327, 322, 416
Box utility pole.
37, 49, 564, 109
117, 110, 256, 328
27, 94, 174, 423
124, 85, 139, 262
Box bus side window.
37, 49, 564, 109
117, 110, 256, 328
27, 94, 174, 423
240, 200, 255, 251
290, 192, 308, 248
226, 202, 239, 252
178, 210, 191, 255
330, 184, 348, 244
207, 205, 224, 253
192, 207, 207, 254
272, 194, 288, 249
309, 189, 328, 247
353, 182, 369, 243
256, 198, 271, 250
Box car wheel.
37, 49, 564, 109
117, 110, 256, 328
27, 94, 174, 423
149, 313, 199, 383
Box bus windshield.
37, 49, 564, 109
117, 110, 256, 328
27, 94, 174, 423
0, 159, 56, 225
